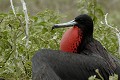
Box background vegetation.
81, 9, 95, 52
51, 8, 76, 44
0, 0, 120, 80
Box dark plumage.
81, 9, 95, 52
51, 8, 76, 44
32, 14, 120, 80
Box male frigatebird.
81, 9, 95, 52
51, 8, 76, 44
32, 14, 120, 80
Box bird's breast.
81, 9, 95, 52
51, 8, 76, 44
60, 26, 83, 53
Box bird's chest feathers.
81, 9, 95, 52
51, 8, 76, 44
60, 26, 83, 53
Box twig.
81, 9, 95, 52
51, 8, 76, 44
104, 13, 120, 55
21, 0, 29, 48
22, 61, 28, 76
10, 0, 16, 17
95, 69, 104, 80
4, 50, 14, 66
0, 18, 4, 24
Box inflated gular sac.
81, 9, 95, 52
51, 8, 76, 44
60, 26, 83, 53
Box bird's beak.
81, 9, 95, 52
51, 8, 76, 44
52, 20, 77, 30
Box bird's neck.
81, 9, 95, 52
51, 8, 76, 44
77, 35, 94, 53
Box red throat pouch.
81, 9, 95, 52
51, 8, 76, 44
60, 26, 83, 53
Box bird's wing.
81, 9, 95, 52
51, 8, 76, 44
109, 53, 120, 79
32, 49, 114, 80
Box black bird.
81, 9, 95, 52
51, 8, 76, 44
32, 14, 120, 80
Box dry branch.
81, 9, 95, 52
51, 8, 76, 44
104, 13, 120, 55
21, 0, 29, 48
10, 0, 16, 17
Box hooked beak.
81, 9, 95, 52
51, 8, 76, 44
52, 20, 77, 30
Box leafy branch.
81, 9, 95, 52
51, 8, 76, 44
101, 13, 120, 55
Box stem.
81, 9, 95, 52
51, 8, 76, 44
21, 0, 29, 48
95, 69, 104, 80
10, 0, 16, 17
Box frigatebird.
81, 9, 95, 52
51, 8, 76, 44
32, 14, 120, 80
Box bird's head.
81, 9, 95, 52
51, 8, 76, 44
52, 14, 93, 36
52, 14, 94, 53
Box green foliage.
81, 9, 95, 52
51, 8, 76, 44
0, 11, 31, 79
89, 74, 118, 80
0, 10, 64, 80
30, 10, 64, 50
0, 0, 119, 80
